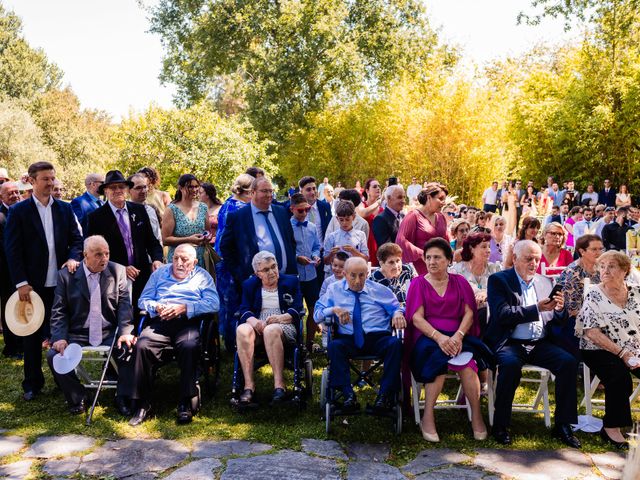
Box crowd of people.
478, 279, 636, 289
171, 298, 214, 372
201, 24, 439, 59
0, 164, 638, 451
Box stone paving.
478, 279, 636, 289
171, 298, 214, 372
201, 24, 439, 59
0, 432, 631, 479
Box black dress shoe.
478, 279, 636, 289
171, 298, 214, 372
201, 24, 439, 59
23, 390, 38, 401
492, 427, 512, 445
176, 402, 193, 424
373, 392, 393, 413
271, 388, 286, 405
129, 404, 151, 427
553, 424, 582, 449
239, 389, 254, 404
599, 428, 629, 450
68, 399, 87, 415
341, 392, 359, 412
115, 395, 132, 417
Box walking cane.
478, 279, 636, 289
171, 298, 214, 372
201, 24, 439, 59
86, 326, 119, 426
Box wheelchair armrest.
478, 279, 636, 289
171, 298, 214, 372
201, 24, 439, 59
136, 312, 149, 336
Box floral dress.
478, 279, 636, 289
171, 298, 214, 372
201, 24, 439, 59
167, 202, 208, 266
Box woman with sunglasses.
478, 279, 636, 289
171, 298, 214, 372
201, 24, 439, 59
162, 173, 210, 267
537, 222, 573, 276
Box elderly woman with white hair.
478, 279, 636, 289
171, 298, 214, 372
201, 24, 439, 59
235, 251, 303, 406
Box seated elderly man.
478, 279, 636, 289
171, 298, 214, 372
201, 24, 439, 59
47, 235, 134, 415
486, 239, 580, 448
126, 244, 219, 426
314, 257, 406, 412
235, 251, 303, 406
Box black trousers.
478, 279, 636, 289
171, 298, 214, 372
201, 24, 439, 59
582, 349, 640, 428
128, 316, 201, 403
45, 333, 132, 406
493, 339, 578, 429
22, 286, 55, 393
0, 285, 22, 356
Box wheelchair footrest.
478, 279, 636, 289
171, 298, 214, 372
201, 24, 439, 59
365, 403, 397, 418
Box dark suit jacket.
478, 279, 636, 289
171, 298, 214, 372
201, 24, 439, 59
4, 197, 83, 289
598, 188, 617, 207
86, 201, 163, 274
372, 207, 400, 246
485, 268, 567, 351
283, 199, 332, 238
219, 203, 297, 285
0, 208, 10, 295
238, 274, 303, 329
70, 191, 102, 236
50, 261, 134, 343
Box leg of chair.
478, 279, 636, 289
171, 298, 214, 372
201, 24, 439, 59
487, 369, 495, 426
541, 371, 551, 428
411, 374, 422, 425
236, 323, 257, 391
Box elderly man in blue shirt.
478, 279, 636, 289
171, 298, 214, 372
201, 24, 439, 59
315, 257, 406, 412
125, 244, 219, 426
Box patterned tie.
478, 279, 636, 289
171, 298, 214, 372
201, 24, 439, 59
258, 211, 283, 268
87, 272, 103, 346
349, 289, 364, 348
116, 208, 134, 265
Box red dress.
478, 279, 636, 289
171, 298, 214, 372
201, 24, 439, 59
362, 200, 384, 266
537, 248, 573, 275
396, 210, 448, 275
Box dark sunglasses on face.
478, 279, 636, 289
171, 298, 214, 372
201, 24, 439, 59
296, 207, 311, 214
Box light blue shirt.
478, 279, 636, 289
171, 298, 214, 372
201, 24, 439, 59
314, 278, 403, 335
251, 203, 287, 273
138, 264, 219, 319
511, 271, 545, 341
320, 274, 341, 297
290, 218, 320, 281
573, 219, 595, 242
323, 227, 368, 274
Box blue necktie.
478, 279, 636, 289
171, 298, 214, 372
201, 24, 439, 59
296, 220, 308, 227
258, 211, 283, 268
349, 289, 364, 348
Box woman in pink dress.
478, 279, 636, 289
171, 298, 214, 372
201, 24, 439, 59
538, 222, 573, 276
563, 206, 583, 249
356, 178, 384, 266
404, 238, 492, 443
200, 182, 222, 244
396, 182, 449, 275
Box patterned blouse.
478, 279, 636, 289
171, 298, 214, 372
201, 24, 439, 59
576, 284, 640, 352
557, 260, 600, 318
369, 264, 415, 306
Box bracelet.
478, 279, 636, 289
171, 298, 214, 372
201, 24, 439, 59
618, 347, 626, 358
430, 330, 437, 339
457, 330, 466, 338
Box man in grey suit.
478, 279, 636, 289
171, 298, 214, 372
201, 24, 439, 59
47, 235, 135, 415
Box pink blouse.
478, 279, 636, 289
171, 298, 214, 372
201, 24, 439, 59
396, 210, 448, 275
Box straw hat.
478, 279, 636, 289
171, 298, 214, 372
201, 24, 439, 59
4, 290, 45, 337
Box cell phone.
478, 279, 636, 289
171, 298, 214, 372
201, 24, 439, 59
547, 284, 563, 301
388, 176, 398, 186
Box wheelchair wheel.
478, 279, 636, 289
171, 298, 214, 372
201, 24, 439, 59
320, 369, 329, 414
393, 403, 402, 435
304, 358, 313, 398
325, 402, 332, 434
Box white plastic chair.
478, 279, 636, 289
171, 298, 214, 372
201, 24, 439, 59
580, 363, 640, 415
487, 364, 552, 428
411, 372, 472, 425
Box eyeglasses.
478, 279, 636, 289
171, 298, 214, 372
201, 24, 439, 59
296, 207, 311, 214
257, 264, 278, 274
186, 184, 200, 190
546, 231, 564, 237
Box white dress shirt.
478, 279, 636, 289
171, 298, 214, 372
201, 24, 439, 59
34, 195, 58, 288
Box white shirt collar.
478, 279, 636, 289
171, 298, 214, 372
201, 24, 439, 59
108, 201, 128, 214
33, 195, 54, 208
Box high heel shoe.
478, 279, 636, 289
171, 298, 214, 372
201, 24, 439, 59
599, 428, 629, 450
420, 427, 440, 442
473, 430, 488, 441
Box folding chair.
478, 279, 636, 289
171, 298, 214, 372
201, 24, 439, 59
580, 363, 640, 415
487, 364, 552, 428
411, 372, 472, 425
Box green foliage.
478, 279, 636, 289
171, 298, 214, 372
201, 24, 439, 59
112, 102, 278, 194
148, 0, 442, 142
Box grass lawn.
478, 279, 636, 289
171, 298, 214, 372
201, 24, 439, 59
0, 340, 635, 468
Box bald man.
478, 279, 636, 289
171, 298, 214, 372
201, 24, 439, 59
48, 235, 134, 415
315, 257, 406, 412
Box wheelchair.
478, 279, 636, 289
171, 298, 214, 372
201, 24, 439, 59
230, 309, 313, 410
137, 311, 221, 412
319, 316, 403, 434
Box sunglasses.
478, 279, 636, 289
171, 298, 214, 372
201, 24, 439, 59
296, 207, 311, 214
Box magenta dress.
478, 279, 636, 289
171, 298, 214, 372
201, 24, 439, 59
565, 217, 577, 247
402, 274, 480, 389
396, 210, 448, 275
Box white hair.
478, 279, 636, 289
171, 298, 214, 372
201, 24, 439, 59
344, 256, 367, 271
174, 243, 197, 258
84, 235, 109, 252
385, 184, 405, 200
84, 173, 103, 187
513, 239, 540, 258
252, 250, 277, 272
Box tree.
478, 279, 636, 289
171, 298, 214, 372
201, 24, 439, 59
148, 0, 442, 142
112, 102, 278, 194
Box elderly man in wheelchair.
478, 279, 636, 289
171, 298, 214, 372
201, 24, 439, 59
233, 251, 305, 407
314, 257, 406, 414
124, 244, 219, 426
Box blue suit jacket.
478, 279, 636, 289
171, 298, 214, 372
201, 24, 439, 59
485, 268, 567, 352
4, 197, 83, 289
238, 274, 303, 330
70, 191, 102, 235
597, 188, 617, 207
283, 199, 332, 239
219, 203, 298, 285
